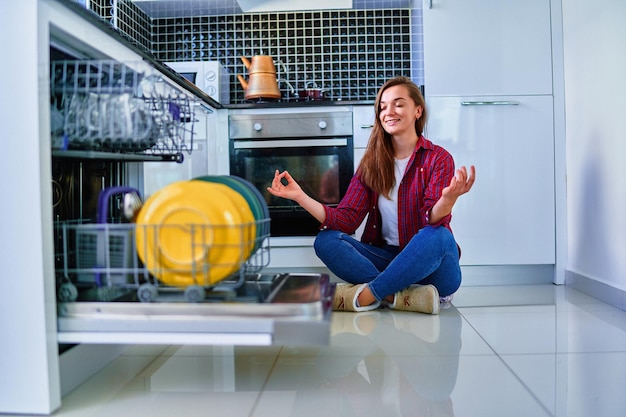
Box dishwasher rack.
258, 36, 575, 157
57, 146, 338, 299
50, 60, 197, 157
55, 219, 271, 304
54, 219, 335, 347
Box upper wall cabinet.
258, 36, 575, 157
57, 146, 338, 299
422, 0, 553, 96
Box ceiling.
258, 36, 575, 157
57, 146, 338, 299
131, 0, 412, 18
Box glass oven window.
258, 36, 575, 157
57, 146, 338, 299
245, 154, 340, 206
230, 139, 353, 237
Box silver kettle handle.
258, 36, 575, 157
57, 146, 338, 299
277, 78, 295, 95
275, 60, 289, 76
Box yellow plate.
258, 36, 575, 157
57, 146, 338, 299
135, 181, 255, 287
162, 181, 256, 285
190, 179, 256, 258
195, 175, 268, 252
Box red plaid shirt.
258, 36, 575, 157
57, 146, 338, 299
321, 135, 455, 250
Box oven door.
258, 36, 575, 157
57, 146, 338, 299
230, 136, 354, 236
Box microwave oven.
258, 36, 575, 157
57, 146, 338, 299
165, 61, 230, 104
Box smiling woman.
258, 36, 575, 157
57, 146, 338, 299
267, 76, 476, 314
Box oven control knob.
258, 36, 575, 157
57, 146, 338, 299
318, 120, 327, 129
253, 122, 263, 132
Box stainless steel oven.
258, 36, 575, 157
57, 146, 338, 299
229, 111, 354, 237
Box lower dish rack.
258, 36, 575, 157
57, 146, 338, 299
55, 219, 272, 303
54, 220, 336, 346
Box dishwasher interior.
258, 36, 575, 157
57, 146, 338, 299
50, 53, 335, 346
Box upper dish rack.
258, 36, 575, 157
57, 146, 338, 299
50, 60, 197, 159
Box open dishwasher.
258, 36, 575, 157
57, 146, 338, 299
51, 57, 335, 347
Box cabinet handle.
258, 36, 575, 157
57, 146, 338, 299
360, 124, 374, 129
428, 0, 433, 9
461, 101, 520, 106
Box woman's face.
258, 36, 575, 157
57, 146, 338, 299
378, 84, 423, 137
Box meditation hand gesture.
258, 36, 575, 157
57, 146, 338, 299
442, 165, 476, 201
267, 170, 304, 201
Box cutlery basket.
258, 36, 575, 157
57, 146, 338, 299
74, 222, 135, 286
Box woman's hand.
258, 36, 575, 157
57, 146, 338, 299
429, 165, 476, 225
266, 170, 304, 201
442, 165, 476, 200
266, 169, 328, 223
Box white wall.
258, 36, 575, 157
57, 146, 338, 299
562, 0, 626, 291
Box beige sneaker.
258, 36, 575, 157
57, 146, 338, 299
390, 284, 440, 315
332, 283, 380, 312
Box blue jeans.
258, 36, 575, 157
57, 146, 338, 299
313, 226, 461, 300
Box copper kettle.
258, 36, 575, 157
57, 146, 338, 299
237, 55, 281, 100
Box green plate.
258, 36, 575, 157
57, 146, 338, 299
194, 175, 268, 251
227, 175, 270, 237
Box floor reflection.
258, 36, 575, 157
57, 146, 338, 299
50, 285, 626, 417
262, 308, 462, 416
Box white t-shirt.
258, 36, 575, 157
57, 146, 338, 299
379, 155, 411, 246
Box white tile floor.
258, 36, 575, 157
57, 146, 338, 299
44, 285, 626, 417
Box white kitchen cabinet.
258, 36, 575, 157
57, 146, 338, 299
352, 104, 374, 175
426, 95, 555, 265
422, 0, 553, 96
350, 105, 374, 240
351, 104, 375, 149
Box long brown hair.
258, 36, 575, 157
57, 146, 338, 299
357, 76, 427, 198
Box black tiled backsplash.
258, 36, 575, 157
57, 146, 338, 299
88, 0, 152, 52
87, 2, 413, 103
116, 1, 151, 50
152, 9, 412, 103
